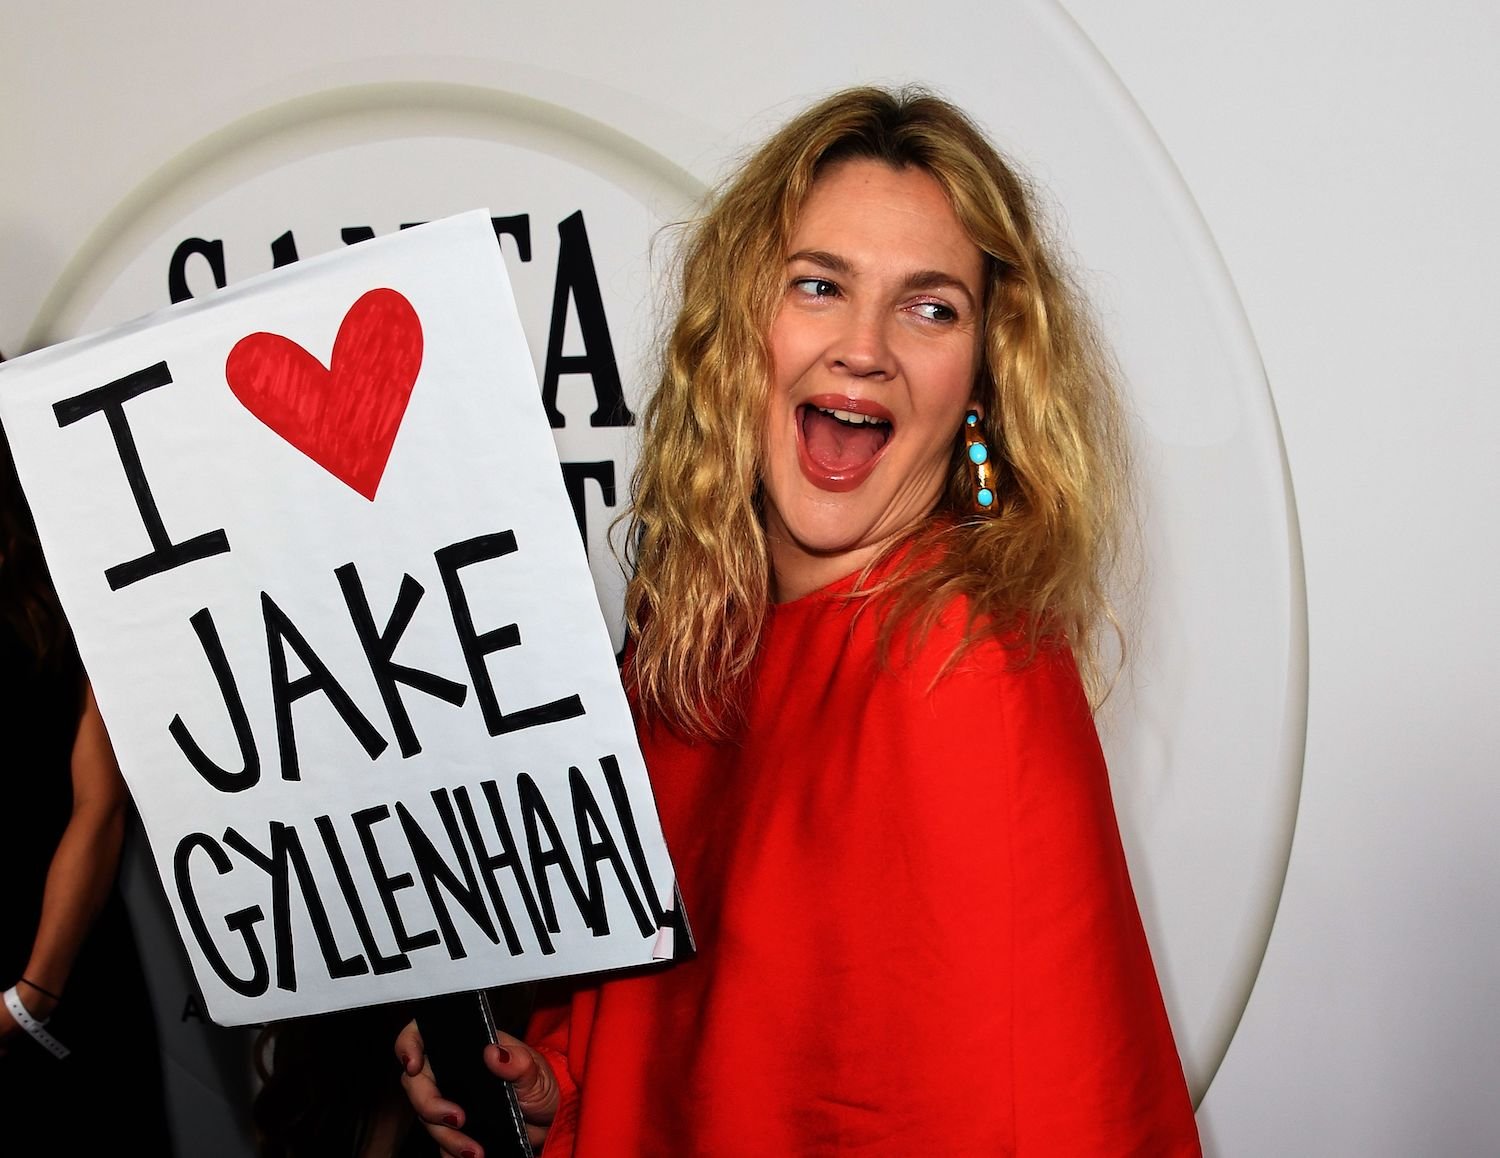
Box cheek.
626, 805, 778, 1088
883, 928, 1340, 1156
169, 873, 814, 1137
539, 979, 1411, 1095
923, 345, 983, 420
919, 424, 961, 477
768, 299, 838, 388
767, 320, 804, 397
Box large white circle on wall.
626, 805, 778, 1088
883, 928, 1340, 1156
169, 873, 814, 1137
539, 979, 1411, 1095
26, 1, 1304, 1109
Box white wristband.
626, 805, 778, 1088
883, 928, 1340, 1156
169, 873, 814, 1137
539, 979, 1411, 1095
4, 986, 69, 1059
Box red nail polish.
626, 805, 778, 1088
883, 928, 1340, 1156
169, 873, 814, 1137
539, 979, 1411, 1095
444, 1113, 461, 1128
495, 1045, 513, 1064
461, 1149, 479, 1158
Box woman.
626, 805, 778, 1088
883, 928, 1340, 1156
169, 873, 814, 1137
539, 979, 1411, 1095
398, 86, 1201, 1156
0, 414, 174, 1149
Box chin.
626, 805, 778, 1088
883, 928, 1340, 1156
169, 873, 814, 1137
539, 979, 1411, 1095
777, 487, 905, 554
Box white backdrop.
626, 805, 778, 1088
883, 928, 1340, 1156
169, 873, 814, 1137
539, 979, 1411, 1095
2, 3, 1495, 1155
1060, 5, 1500, 1155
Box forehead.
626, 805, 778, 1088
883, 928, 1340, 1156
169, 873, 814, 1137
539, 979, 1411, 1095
789, 158, 983, 282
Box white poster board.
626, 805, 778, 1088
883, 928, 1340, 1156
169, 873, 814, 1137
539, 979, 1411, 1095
0, 210, 679, 1026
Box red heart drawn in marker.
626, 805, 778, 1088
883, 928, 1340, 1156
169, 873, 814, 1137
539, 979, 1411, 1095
225, 288, 423, 500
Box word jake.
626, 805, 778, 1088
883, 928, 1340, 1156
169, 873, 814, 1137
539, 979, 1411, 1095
169, 527, 586, 792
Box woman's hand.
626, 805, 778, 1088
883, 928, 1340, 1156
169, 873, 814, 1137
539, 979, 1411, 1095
396, 1018, 560, 1156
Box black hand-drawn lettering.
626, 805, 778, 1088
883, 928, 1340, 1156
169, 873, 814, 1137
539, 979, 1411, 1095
435, 531, 586, 736
396, 797, 499, 961
175, 833, 270, 997
353, 805, 441, 955
336, 562, 468, 759
171, 759, 664, 994
170, 607, 262, 792
53, 362, 230, 589
263, 591, 389, 780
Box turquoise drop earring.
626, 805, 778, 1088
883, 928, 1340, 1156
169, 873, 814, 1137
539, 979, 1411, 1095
963, 410, 996, 512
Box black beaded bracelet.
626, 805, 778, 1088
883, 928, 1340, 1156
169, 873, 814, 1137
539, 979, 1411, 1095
19, 977, 62, 1003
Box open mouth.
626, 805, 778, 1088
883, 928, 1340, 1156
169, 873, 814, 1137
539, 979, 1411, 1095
797, 402, 893, 478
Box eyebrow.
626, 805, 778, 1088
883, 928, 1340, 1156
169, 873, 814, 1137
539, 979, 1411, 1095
786, 249, 979, 309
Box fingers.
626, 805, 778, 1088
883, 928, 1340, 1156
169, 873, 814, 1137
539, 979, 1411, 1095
401, 1063, 484, 1157
396, 1019, 484, 1157
480, 1029, 560, 1148
484, 1030, 559, 1120
394, 1021, 560, 1155
422, 1120, 486, 1158
395, 1017, 426, 1077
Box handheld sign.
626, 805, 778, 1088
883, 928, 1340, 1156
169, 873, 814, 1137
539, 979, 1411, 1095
0, 210, 682, 1026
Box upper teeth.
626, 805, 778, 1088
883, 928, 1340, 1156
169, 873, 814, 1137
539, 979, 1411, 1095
819, 406, 889, 426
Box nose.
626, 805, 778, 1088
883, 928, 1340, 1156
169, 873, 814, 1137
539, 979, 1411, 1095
828, 305, 894, 378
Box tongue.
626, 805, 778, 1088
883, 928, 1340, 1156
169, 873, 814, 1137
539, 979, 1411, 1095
802, 408, 888, 472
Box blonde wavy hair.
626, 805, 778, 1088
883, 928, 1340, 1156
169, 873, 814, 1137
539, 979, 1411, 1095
624, 85, 1131, 738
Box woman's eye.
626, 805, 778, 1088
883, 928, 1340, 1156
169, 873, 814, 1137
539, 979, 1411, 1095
912, 301, 958, 323
792, 277, 839, 298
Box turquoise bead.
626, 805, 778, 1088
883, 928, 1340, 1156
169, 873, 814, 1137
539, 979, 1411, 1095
968, 443, 988, 465
966, 412, 979, 425
977, 488, 994, 507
